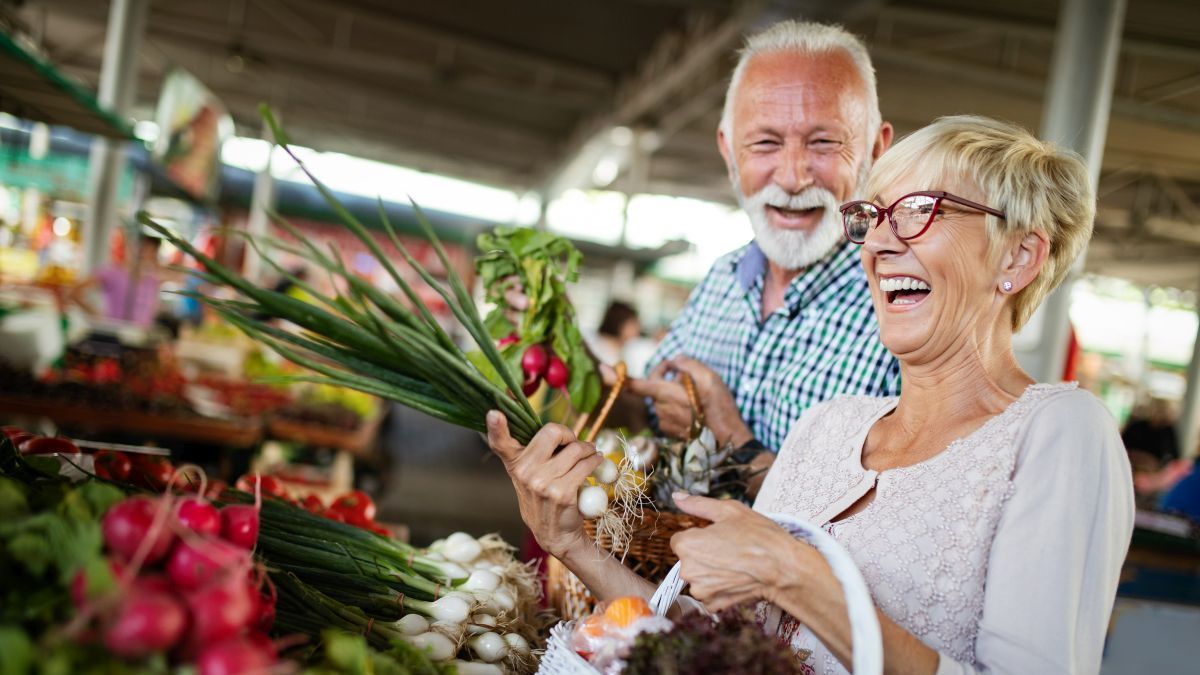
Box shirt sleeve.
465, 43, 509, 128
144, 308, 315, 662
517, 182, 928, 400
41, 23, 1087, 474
936, 390, 1134, 675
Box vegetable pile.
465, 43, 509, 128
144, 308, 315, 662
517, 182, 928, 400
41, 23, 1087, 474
2, 432, 542, 673
141, 107, 542, 445
623, 606, 804, 675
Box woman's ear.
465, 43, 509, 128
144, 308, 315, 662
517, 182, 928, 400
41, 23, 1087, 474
999, 231, 1050, 294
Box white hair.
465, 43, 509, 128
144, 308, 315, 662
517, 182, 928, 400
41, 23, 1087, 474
719, 21, 881, 149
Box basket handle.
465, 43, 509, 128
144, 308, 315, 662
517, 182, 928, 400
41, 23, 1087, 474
647, 513, 883, 675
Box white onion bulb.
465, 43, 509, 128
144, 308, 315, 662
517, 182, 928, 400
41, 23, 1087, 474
462, 569, 501, 594
397, 613, 429, 636
591, 456, 618, 484
443, 531, 483, 563
503, 632, 531, 656
449, 661, 503, 675
468, 631, 508, 662
428, 595, 471, 624
577, 484, 609, 518
467, 613, 497, 635
407, 632, 456, 661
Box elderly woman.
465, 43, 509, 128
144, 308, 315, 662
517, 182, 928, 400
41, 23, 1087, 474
485, 115, 1134, 674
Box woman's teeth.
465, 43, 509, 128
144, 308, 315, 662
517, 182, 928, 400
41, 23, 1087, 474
879, 276, 931, 305
879, 277, 931, 292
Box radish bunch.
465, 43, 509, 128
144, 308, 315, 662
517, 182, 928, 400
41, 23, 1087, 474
73, 474, 279, 674
518, 342, 569, 396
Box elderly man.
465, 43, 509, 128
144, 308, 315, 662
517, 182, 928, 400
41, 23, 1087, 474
488, 19, 900, 597
625, 20, 899, 485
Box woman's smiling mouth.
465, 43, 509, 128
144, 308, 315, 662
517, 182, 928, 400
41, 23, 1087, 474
879, 275, 932, 306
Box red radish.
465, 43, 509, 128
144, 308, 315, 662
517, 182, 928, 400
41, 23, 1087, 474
104, 590, 187, 658
134, 574, 173, 595
6, 431, 33, 447
129, 455, 174, 491
70, 558, 125, 609
177, 498, 221, 536
167, 538, 246, 590
187, 578, 256, 645
196, 635, 275, 675
235, 474, 288, 500
254, 590, 276, 632
522, 376, 541, 397
220, 505, 259, 549
545, 355, 569, 389
102, 497, 176, 564
244, 630, 277, 659
521, 344, 549, 378
497, 333, 519, 349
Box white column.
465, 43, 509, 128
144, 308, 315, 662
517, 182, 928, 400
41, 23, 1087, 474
242, 120, 277, 284
1020, 0, 1127, 382
82, 0, 150, 275
1177, 288, 1200, 458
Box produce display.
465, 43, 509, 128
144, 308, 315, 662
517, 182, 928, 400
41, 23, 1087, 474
0, 430, 540, 674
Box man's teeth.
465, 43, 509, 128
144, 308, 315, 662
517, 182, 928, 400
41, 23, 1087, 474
879, 277, 931, 292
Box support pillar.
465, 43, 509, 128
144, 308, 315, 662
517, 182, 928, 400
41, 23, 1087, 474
242, 120, 277, 284
1019, 0, 1126, 382
1177, 286, 1200, 458
82, 0, 150, 276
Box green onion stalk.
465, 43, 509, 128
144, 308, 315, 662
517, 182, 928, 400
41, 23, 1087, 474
139, 106, 540, 443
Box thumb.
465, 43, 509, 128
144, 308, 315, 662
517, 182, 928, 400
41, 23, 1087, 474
671, 492, 730, 523
486, 410, 522, 463
599, 362, 618, 387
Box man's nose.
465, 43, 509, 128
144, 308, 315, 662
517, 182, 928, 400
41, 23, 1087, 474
773, 144, 813, 193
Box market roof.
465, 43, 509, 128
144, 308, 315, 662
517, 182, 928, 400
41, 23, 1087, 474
0, 29, 133, 139
6, 0, 1200, 289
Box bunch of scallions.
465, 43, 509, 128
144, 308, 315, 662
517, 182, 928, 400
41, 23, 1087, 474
141, 106, 542, 446
240, 496, 538, 674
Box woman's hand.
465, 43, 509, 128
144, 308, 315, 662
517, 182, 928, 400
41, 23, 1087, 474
486, 411, 602, 559
669, 493, 833, 613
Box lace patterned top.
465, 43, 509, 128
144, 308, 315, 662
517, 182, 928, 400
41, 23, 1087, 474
754, 384, 1134, 675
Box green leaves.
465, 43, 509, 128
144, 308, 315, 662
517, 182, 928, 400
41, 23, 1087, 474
475, 227, 600, 414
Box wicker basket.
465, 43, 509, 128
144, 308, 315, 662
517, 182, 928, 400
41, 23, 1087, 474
547, 509, 708, 620
537, 513, 884, 675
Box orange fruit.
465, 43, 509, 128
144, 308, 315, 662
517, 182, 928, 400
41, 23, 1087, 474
577, 613, 609, 639
603, 596, 652, 628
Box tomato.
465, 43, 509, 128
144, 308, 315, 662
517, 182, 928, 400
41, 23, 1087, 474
332, 490, 376, 523
130, 455, 174, 491
365, 522, 391, 538
236, 474, 290, 501
94, 451, 132, 482
323, 508, 346, 524
20, 437, 82, 455
300, 495, 325, 514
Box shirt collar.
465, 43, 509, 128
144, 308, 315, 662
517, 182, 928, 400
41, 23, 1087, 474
732, 239, 865, 312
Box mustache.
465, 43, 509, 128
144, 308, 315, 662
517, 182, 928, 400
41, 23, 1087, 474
742, 184, 839, 211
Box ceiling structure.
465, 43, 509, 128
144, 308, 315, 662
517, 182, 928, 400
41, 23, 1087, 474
3, 0, 1200, 289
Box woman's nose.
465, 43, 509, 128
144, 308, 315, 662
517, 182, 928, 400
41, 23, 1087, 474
862, 215, 906, 256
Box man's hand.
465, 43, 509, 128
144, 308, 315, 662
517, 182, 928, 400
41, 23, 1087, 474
667, 356, 754, 449
486, 411, 602, 558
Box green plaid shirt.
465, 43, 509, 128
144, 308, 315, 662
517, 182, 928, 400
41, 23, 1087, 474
648, 239, 900, 451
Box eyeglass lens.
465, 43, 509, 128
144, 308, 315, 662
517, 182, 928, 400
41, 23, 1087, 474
843, 194, 942, 243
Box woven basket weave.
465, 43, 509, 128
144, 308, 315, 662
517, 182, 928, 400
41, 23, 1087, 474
547, 509, 708, 620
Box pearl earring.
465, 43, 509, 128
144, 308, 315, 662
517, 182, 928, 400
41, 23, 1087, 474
1002, 281, 1013, 292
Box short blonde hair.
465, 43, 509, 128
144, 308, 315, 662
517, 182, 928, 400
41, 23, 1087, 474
720, 21, 881, 147
866, 115, 1094, 331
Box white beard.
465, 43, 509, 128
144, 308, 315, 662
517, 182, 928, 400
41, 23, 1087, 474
732, 160, 871, 271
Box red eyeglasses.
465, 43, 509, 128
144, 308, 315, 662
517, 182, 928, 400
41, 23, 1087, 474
839, 190, 1006, 244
